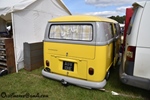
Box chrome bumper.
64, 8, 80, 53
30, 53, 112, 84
42, 69, 106, 89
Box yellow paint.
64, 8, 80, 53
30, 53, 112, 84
44, 42, 114, 82
49, 15, 118, 23
43, 15, 120, 82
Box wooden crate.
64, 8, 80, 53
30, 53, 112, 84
24, 42, 43, 71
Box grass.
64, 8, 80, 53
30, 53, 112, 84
0, 65, 149, 100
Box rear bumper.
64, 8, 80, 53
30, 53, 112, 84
119, 60, 150, 90
42, 69, 106, 89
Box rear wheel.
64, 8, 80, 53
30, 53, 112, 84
105, 69, 110, 81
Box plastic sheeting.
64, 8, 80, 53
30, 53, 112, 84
0, 0, 71, 72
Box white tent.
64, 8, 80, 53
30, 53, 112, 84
0, 0, 71, 72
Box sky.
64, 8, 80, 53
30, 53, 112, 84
63, 0, 147, 17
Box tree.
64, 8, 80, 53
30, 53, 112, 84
109, 15, 125, 23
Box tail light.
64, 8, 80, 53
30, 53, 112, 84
126, 46, 136, 61
46, 60, 50, 66
88, 67, 94, 75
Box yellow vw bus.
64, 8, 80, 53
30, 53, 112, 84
42, 15, 121, 89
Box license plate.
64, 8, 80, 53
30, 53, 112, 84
63, 61, 74, 71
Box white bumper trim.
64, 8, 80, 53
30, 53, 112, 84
42, 69, 106, 89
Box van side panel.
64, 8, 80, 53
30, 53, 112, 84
134, 2, 150, 79
106, 43, 113, 70
137, 2, 150, 47
134, 48, 150, 79
87, 44, 112, 82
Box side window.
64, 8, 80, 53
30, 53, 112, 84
110, 23, 114, 38
49, 24, 93, 41
115, 23, 121, 36
103, 22, 113, 40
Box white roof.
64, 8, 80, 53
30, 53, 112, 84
0, 0, 71, 16
0, 0, 37, 16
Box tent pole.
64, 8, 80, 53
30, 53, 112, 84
11, 12, 18, 73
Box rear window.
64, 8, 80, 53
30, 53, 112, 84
49, 24, 93, 41
127, 8, 138, 35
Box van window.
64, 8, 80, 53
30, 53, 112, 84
115, 24, 121, 36
127, 8, 138, 35
49, 24, 93, 41
103, 23, 113, 40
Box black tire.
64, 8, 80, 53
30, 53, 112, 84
0, 69, 8, 76
105, 69, 111, 81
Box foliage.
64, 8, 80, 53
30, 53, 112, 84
109, 15, 125, 23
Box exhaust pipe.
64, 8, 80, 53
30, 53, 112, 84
61, 79, 69, 87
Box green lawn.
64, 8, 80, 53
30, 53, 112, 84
0, 66, 149, 100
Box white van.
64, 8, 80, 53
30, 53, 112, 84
120, 1, 150, 90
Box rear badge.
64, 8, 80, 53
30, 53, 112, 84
66, 52, 68, 56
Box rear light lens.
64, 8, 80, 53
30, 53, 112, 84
126, 46, 136, 61
46, 60, 50, 66
88, 67, 94, 75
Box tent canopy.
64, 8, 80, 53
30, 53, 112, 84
0, 0, 37, 16
0, 0, 71, 72
0, 0, 71, 21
